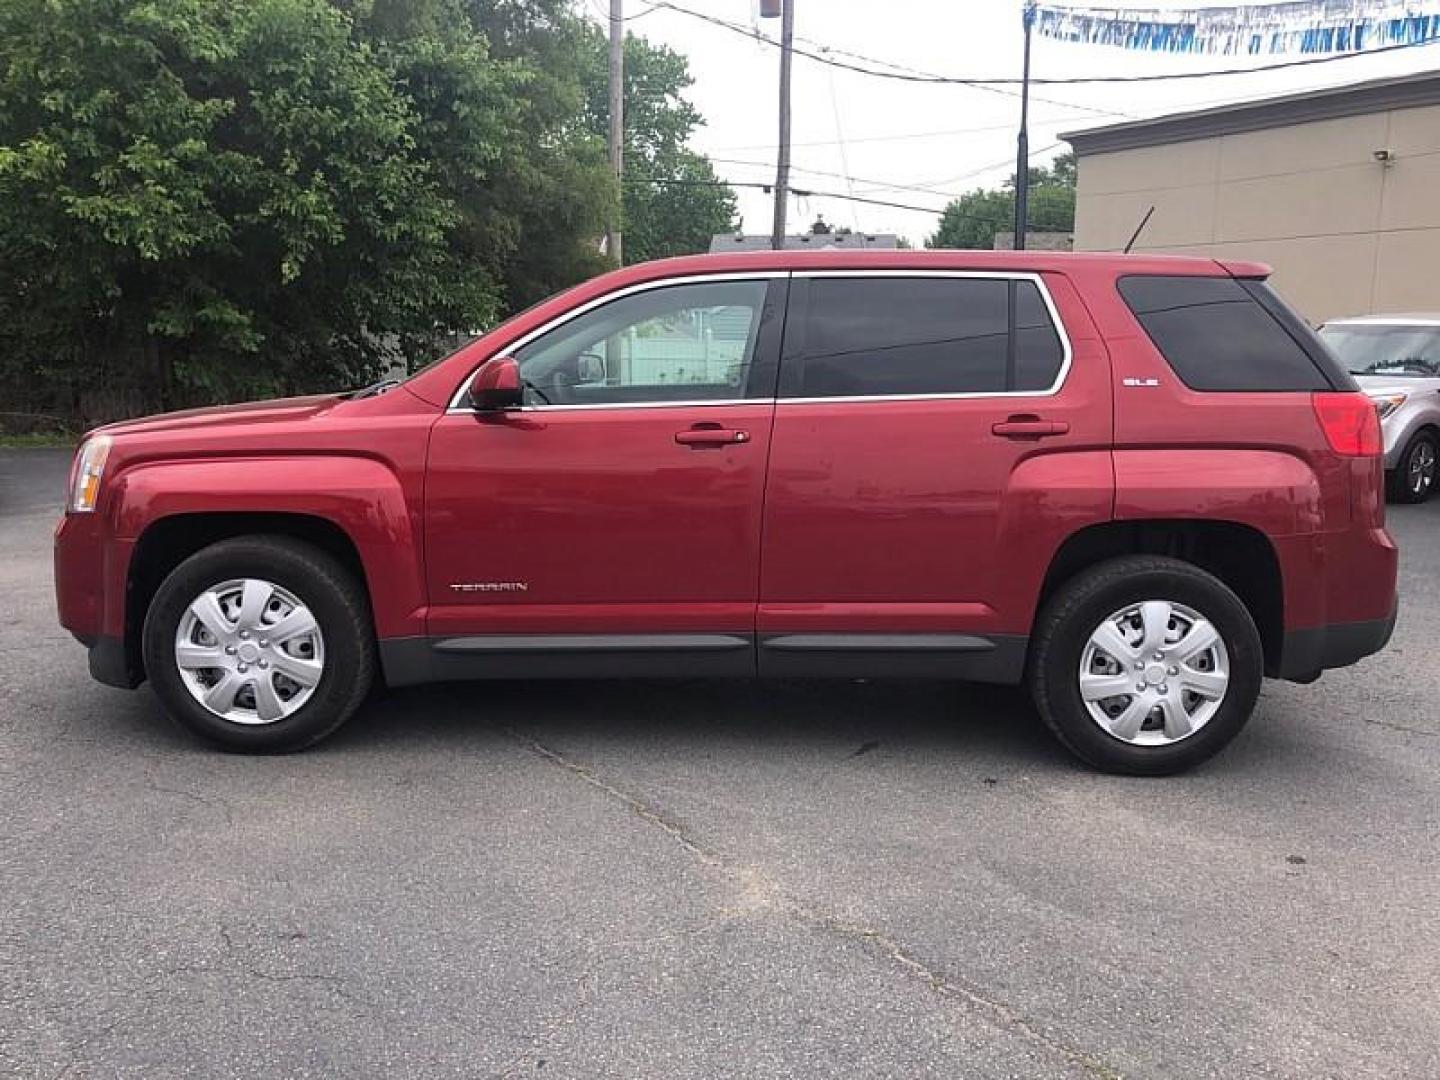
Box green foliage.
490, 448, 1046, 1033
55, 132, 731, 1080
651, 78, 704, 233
0, 0, 729, 424
0, 0, 486, 416
578, 30, 736, 265
926, 151, 1076, 251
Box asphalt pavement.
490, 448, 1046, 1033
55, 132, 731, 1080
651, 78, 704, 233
2, 447, 1437, 1079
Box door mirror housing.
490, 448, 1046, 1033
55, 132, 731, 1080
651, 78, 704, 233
577, 351, 606, 384
468, 356, 523, 411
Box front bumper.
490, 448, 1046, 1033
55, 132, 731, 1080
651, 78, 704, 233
55, 512, 140, 687
1277, 599, 1398, 682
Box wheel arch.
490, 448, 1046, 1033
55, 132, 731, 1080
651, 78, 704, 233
1397, 422, 1440, 459
1037, 519, 1285, 676
1387, 424, 1440, 501
126, 512, 371, 683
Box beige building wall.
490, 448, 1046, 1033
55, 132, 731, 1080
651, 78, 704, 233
1072, 100, 1440, 324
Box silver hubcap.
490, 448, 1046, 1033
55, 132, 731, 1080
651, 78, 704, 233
1079, 600, 1229, 746
174, 578, 325, 725
1409, 441, 1435, 494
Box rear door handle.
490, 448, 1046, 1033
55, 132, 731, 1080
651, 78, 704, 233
675, 427, 750, 447
991, 417, 1070, 439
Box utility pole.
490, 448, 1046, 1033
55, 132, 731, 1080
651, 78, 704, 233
764, 0, 794, 251
1013, 0, 1036, 251
607, 0, 624, 266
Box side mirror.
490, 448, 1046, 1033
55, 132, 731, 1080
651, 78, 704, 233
468, 356, 523, 411
577, 352, 606, 384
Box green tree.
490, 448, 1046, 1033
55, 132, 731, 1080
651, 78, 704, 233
0, 0, 504, 417
0, 0, 627, 423
449, 0, 615, 309
0, 0, 735, 425
579, 30, 736, 264
926, 151, 1076, 250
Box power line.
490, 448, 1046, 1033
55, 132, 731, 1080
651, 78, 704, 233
825, 68, 863, 232
713, 120, 1017, 152
631, 176, 947, 215
630, 177, 1076, 232
847, 141, 1067, 196
648, 0, 1440, 86
643, 1, 1128, 116
712, 117, 1087, 152
586, 0, 660, 22
709, 156, 982, 200
711, 139, 1071, 201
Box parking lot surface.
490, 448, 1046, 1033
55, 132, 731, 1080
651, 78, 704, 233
2, 447, 1438, 1078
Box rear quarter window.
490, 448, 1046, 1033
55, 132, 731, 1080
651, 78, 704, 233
1118, 275, 1336, 392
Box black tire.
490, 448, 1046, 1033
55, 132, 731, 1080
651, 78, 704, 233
1387, 431, 1438, 504
1029, 556, 1263, 776
142, 536, 375, 752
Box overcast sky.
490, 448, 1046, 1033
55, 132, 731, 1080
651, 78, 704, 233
585, 0, 1440, 245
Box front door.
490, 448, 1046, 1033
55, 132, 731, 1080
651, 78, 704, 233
424, 275, 786, 677
756, 270, 1112, 679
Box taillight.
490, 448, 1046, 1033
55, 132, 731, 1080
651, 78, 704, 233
1313, 392, 1382, 457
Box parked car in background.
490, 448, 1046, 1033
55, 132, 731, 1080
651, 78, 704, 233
55, 251, 1398, 775
1319, 314, 1440, 503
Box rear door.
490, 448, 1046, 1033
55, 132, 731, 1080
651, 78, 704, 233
756, 270, 1113, 680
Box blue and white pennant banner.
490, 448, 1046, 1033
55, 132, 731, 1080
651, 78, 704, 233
1028, 1, 1440, 54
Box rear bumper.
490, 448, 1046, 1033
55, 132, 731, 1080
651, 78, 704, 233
1277, 600, 1398, 682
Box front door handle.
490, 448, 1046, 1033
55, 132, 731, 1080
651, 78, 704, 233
675, 427, 750, 447
991, 416, 1070, 439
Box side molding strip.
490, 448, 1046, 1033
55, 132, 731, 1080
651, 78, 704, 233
432, 633, 752, 654
761, 633, 996, 652
377, 632, 1030, 687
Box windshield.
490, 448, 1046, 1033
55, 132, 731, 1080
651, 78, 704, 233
1320, 324, 1440, 378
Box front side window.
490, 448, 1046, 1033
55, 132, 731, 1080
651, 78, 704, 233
784, 276, 1066, 399
512, 279, 769, 406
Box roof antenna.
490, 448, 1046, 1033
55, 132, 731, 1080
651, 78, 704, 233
1123, 206, 1156, 254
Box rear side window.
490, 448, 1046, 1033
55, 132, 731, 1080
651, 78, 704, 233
784, 276, 1066, 398
1118, 275, 1333, 392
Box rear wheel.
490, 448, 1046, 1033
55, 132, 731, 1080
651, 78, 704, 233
142, 536, 375, 752
1029, 556, 1263, 775
1389, 431, 1437, 504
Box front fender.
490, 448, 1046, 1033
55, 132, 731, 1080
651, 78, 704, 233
110, 455, 426, 640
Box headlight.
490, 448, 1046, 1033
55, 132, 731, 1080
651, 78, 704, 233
1369, 392, 1407, 421
68, 435, 112, 513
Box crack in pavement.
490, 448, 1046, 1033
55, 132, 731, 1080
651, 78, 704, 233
1363, 716, 1438, 737
501, 725, 1121, 1079
142, 780, 237, 826
217, 923, 372, 1006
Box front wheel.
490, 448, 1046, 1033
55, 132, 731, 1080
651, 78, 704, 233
141, 536, 376, 752
1388, 431, 1437, 504
1029, 556, 1263, 775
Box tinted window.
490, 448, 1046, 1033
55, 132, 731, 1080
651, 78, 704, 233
514, 280, 768, 405
787, 277, 1065, 398
1014, 280, 1066, 392
1118, 275, 1330, 392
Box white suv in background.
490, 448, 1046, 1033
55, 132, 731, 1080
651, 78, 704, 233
1321, 314, 1440, 503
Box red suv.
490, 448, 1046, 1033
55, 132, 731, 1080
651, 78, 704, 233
54, 251, 1397, 773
